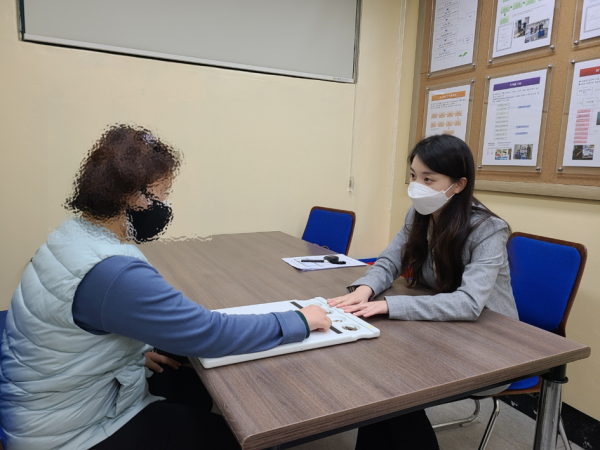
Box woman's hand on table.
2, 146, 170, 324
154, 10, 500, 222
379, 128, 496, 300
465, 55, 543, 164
341, 300, 389, 318
327, 285, 373, 308
145, 351, 181, 373
299, 305, 332, 332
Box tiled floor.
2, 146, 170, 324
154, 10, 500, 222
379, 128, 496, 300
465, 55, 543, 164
429, 399, 583, 450
290, 399, 583, 450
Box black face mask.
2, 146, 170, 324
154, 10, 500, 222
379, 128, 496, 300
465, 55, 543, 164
126, 199, 173, 243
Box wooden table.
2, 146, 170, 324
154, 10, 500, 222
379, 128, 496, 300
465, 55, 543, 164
142, 232, 590, 450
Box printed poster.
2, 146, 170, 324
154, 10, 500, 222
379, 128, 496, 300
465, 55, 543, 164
580, 0, 600, 41
425, 85, 471, 141
562, 59, 600, 167
492, 0, 556, 58
430, 0, 479, 72
482, 69, 548, 166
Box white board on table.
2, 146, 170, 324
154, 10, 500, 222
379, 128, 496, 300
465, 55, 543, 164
197, 297, 380, 368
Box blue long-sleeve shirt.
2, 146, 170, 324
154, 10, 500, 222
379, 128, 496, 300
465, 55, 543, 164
72, 256, 308, 358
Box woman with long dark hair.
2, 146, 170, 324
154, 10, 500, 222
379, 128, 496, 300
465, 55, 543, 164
328, 134, 518, 449
0, 125, 331, 450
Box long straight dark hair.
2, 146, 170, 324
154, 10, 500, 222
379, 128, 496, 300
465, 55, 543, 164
401, 135, 508, 293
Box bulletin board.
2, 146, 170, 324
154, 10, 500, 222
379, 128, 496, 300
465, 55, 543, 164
409, 0, 600, 200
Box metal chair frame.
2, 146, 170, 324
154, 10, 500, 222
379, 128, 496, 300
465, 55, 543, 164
432, 232, 588, 450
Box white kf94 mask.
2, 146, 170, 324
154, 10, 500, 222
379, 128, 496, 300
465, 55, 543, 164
407, 182, 455, 215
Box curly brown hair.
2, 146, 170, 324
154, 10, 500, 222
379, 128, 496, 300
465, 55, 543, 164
65, 125, 182, 220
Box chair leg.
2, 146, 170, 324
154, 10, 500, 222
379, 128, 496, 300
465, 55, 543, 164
478, 398, 501, 450
432, 399, 481, 431
558, 417, 572, 450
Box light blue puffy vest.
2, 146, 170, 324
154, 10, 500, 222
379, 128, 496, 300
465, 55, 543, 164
0, 218, 161, 449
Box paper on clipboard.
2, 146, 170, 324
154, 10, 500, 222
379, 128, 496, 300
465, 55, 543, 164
282, 254, 367, 271
430, 0, 478, 73
562, 58, 600, 168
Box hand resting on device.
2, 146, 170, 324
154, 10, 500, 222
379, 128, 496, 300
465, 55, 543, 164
327, 286, 388, 318
299, 305, 332, 332
327, 285, 373, 308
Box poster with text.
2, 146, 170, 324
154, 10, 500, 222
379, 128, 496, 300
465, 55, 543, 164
492, 0, 556, 59
562, 59, 600, 168
482, 69, 548, 166
430, 0, 478, 72
425, 85, 471, 141
580, 0, 600, 41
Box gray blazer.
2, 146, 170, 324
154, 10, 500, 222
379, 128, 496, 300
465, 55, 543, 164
351, 207, 519, 321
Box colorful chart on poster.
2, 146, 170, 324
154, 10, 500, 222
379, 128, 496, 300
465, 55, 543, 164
580, 0, 600, 41
425, 84, 471, 141
492, 0, 556, 58
482, 69, 547, 166
430, 0, 478, 72
562, 59, 600, 168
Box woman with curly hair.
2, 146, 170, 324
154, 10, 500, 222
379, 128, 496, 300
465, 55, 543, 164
0, 125, 331, 450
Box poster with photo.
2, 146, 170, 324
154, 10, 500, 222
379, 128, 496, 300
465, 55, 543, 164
580, 0, 600, 41
430, 0, 479, 72
492, 0, 556, 59
481, 69, 548, 166
425, 85, 471, 141
562, 59, 600, 168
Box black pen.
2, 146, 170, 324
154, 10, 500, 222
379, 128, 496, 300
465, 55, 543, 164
300, 259, 325, 263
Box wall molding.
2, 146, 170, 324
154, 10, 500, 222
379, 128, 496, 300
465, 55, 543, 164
475, 180, 600, 201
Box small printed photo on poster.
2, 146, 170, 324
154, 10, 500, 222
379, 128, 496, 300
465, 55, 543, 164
513, 144, 533, 160
524, 19, 549, 43
572, 145, 594, 160
597, 111, 600, 126
495, 148, 512, 160
513, 17, 530, 38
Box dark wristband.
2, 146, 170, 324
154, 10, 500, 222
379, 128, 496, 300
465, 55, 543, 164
294, 310, 311, 338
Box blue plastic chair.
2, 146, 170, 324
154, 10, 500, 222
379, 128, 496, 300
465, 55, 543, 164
433, 232, 587, 450
0, 309, 7, 450
301, 207, 356, 255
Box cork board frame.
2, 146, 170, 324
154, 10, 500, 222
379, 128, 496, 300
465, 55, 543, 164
408, 0, 600, 201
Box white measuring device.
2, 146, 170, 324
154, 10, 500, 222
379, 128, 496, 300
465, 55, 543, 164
197, 297, 380, 368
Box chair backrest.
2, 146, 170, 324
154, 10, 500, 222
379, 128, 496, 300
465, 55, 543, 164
507, 232, 587, 337
301, 207, 356, 255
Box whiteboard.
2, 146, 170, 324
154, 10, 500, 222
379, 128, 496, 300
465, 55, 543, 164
197, 297, 380, 368
20, 0, 360, 82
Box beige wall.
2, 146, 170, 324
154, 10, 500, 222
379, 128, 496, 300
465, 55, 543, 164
2, 0, 598, 423
0, 0, 413, 303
